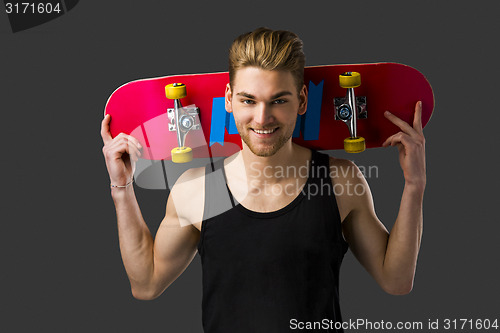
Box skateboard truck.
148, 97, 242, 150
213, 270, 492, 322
334, 72, 366, 153
165, 83, 200, 163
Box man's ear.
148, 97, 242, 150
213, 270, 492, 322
298, 84, 308, 115
225, 83, 233, 113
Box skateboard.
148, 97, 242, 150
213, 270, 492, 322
104, 63, 434, 163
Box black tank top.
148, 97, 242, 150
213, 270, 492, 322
197, 150, 348, 332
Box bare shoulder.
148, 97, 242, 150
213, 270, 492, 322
173, 165, 206, 188
328, 156, 365, 183
166, 166, 206, 231
328, 156, 373, 221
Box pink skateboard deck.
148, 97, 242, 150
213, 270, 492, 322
105, 63, 434, 161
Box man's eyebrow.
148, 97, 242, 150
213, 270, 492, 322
236, 92, 255, 99
271, 91, 293, 99
235, 91, 293, 100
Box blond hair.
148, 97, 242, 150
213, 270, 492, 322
228, 27, 305, 93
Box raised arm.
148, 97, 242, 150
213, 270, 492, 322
101, 114, 201, 300
334, 101, 425, 295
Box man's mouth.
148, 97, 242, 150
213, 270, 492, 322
251, 127, 278, 134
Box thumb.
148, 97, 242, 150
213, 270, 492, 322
100, 114, 113, 144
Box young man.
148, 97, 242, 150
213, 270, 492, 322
101, 28, 426, 332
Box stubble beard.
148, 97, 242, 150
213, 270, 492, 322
238, 122, 296, 157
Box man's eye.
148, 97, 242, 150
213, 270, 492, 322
272, 99, 287, 105
242, 99, 255, 105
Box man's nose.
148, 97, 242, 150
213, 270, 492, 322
254, 102, 273, 125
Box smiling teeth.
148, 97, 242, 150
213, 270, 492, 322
254, 128, 276, 134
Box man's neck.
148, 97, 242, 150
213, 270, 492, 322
228, 141, 310, 186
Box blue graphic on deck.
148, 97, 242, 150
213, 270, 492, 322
209, 97, 238, 146
209, 97, 225, 146
209, 80, 324, 146
227, 110, 238, 135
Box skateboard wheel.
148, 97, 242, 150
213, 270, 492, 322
344, 137, 365, 153
165, 83, 187, 100
171, 147, 193, 163
339, 72, 361, 88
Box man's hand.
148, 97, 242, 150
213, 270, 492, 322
382, 101, 426, 190
101, 114, 143, 187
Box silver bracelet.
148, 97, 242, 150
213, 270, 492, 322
110, 179, 134, 188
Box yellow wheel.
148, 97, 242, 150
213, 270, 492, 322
339, 72, 361, 88
344, 137, 365, 153
171, 147, 193, 163
165, 83, 187, 100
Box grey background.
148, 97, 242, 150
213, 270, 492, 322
1, 1, 499, 332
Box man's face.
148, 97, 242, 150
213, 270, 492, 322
225, 67, 307, 157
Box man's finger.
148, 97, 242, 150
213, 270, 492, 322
382, 133, 395, 147
383, 131, 411, 148
384, 111, 414, 134
413, 101, 423, 134
101, 114, 113, 144
128, 135, 143, 151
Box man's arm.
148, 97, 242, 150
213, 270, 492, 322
101, 114, 201, 300
333, 101, 425, 295
111, 181, 201, 300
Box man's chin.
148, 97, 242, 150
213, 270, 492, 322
251, 148, 277, 157
241, 137, 277, 157
245, 143, 278, 157
240, 129, 292, 157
